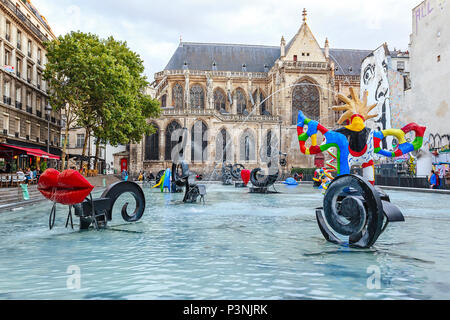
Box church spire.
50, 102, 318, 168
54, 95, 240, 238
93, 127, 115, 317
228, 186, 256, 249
302, 8, 307, 23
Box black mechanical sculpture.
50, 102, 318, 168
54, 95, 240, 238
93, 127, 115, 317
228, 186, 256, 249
316, 174, 405, 248
222, 163, 245, 186
172, 161, 206, 204
249, 167, 280, 194
72, 181, 146, 230
221, 164, 233, 185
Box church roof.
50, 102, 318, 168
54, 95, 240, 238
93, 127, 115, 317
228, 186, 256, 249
328, 48, 373, 76
165, 42, 280, 73
165, 42, 372, 76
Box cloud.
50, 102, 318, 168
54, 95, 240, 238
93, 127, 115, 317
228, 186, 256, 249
34, 0, 419, 80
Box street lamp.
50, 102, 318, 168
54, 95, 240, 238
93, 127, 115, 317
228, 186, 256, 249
45, 103, 52, 153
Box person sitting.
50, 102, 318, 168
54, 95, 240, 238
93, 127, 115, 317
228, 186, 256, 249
293, 172, 299, 181
16, 169, 26, 184
25, 168, 33, 183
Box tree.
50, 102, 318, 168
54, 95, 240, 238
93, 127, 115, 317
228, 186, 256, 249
44, 32, 102, 170
44, 32, 160, 172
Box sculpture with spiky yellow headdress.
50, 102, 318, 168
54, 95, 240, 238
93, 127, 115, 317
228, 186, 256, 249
296, 87, 426, 185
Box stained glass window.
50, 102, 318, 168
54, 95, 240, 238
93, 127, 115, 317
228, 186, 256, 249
236, 89, 247, 115
253, 90, 268, 115
292, 80, 320, 124
240, 130, 255, 161
145, 124, 159, 161
214, 89, 226, 112
190, 85, 204, 109
191, 121, 208, 162
172, 84, 184, 109
165, 121, 183, 160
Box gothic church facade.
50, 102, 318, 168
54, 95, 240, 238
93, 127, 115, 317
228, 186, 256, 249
128, 11, 372, 177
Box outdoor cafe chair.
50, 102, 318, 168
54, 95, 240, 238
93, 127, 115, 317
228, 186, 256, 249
1, 175, 11, 188
11, 175, 20, 187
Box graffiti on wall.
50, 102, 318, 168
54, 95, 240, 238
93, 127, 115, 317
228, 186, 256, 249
428, 133, 450, 152
360, 45, 391, 150
414, 0, 435, 34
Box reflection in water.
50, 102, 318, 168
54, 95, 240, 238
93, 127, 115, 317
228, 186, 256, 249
0, 184, 448, 300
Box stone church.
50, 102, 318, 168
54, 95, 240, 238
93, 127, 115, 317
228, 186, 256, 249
127, 11, 372, 177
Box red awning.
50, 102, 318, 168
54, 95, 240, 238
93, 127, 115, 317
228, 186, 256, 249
0, 144, 60, 160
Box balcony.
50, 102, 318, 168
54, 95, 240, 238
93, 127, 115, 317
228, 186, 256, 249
37, 59, 41, 65
36, 137, 39, 143
26, 135, 29, 140
0, 0, 50, 43
5, 34, 10, 42
3, 96, 11, 105
2, 129, 7, 135
27, 52, 32, 58
16, 71, 21, 78
37, 84, 41, 90
17, 42, 21, 50
26, 105, 32, 114
15, 101, 22, 110
15, 132, 19, 138
51, 117, 56, 124
45, 114, 49, 121
27, 78, 31, 84
36, 110, 42, 118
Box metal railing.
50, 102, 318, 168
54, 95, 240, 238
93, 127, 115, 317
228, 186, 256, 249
155, 69, 268, 79
0, 0, 50, 43
162, 108, 280, 122
283, 61, 330, 71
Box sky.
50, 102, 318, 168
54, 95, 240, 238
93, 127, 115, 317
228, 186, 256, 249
34, 0, 420, 81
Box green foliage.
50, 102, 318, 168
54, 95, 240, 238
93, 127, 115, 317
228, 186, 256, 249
291, 168, 317, 175
44, 31, 161, 150
40, 161, 47, 172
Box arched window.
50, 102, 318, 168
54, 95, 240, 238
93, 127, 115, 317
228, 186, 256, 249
191, 121, 208, 162
240, 130, 256, 161
161, 94, 167, 109
214, 89, 226, 112
292, 80, 320, 124
172, 84, 184, 109
235, 89, 247, 115
165, 121, 183, 160
253, 90, 268, 115
190, 85, 204, 109
216, 128, 231, 163
145, 124, 159, 161
261, 130, 279, 164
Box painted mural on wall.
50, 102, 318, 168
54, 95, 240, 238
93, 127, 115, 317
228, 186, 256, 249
388, 70, 407, 131
360, 45, 391, 150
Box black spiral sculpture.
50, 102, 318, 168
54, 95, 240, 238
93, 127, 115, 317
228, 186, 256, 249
172, 161, 206, 203
73, 181, 146, 230
249, 168, 280, 194
316, 174, 404, 248
221, 164, 233, 185
231, 164, 245, 180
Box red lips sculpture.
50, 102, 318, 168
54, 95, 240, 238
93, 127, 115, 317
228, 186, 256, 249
38, 169, 94, 205
241, 169, 251, 186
